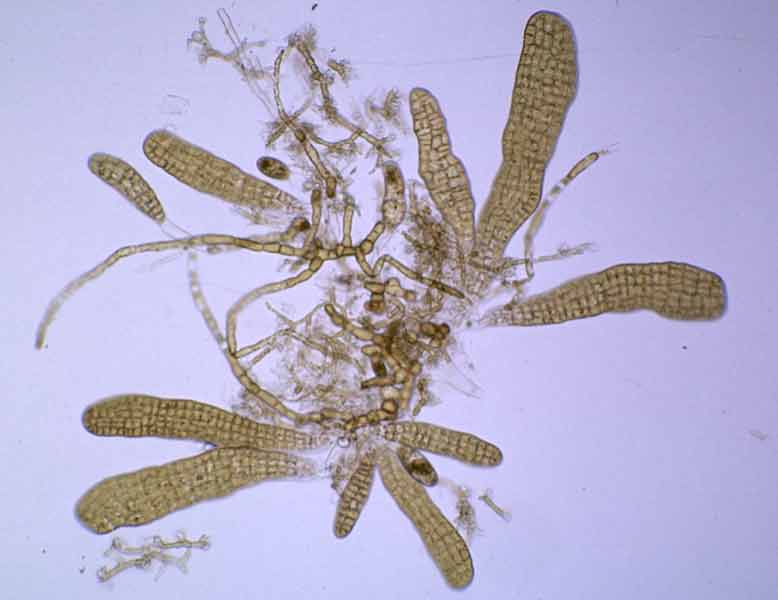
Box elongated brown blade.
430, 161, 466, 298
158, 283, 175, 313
475, 12, 577, 264
88, 153, 165, 223
482, 261, 727, 326
143, 129, 302, 213
76, 447, 313, 533
83, 395, 321, 450
382, 421, 502, 466
411, 88, 475, 249
377, 450, 473, 588
333, 453, 374, 538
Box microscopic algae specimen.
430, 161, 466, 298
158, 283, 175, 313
36, 9, 724, 587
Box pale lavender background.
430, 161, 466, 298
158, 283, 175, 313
3, 1, 777, 598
